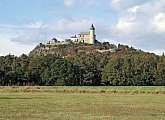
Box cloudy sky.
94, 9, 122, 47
0, 0, 165, 56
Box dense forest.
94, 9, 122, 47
0, 43, 165, 86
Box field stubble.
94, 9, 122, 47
0, 86, 165, 94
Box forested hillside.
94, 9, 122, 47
0, 43, 165, 86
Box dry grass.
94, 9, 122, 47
0, 86, 165, 94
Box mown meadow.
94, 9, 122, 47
0, 86, 165, 120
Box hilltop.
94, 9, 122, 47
29, 39, 139, 58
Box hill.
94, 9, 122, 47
0, 40, 165, 86
29, 40, 139, 58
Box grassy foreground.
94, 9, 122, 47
0, 87, 165, 120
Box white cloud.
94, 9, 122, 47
22, 22, 48, 29
80, 0, 96, 7
153, 12, 165, 33
0, 21, 48, 45
0, 22, 47, 29
64, 0, 97, 7
11, 31, 48, 45
0, 34, 35, 56
111, 0, 146, 11
64, 0, 75, 7
128, 6, 139, 13
48, 17, 94, 34
116, 17, 135, 33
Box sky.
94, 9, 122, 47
0, 0, 165, 56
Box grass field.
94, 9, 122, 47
0, 86, 165, 120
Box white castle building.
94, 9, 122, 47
78, 24, 96, 44
47, 24, 96, 45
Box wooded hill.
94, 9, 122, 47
0, 42, 165, 86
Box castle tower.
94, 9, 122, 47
90, 24, 96, 44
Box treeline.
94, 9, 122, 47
0, 50, 165, 86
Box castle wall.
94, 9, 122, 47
78, 34, 90, 43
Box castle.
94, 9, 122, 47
47, 24, 96, 45
70, 24, 96, 44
